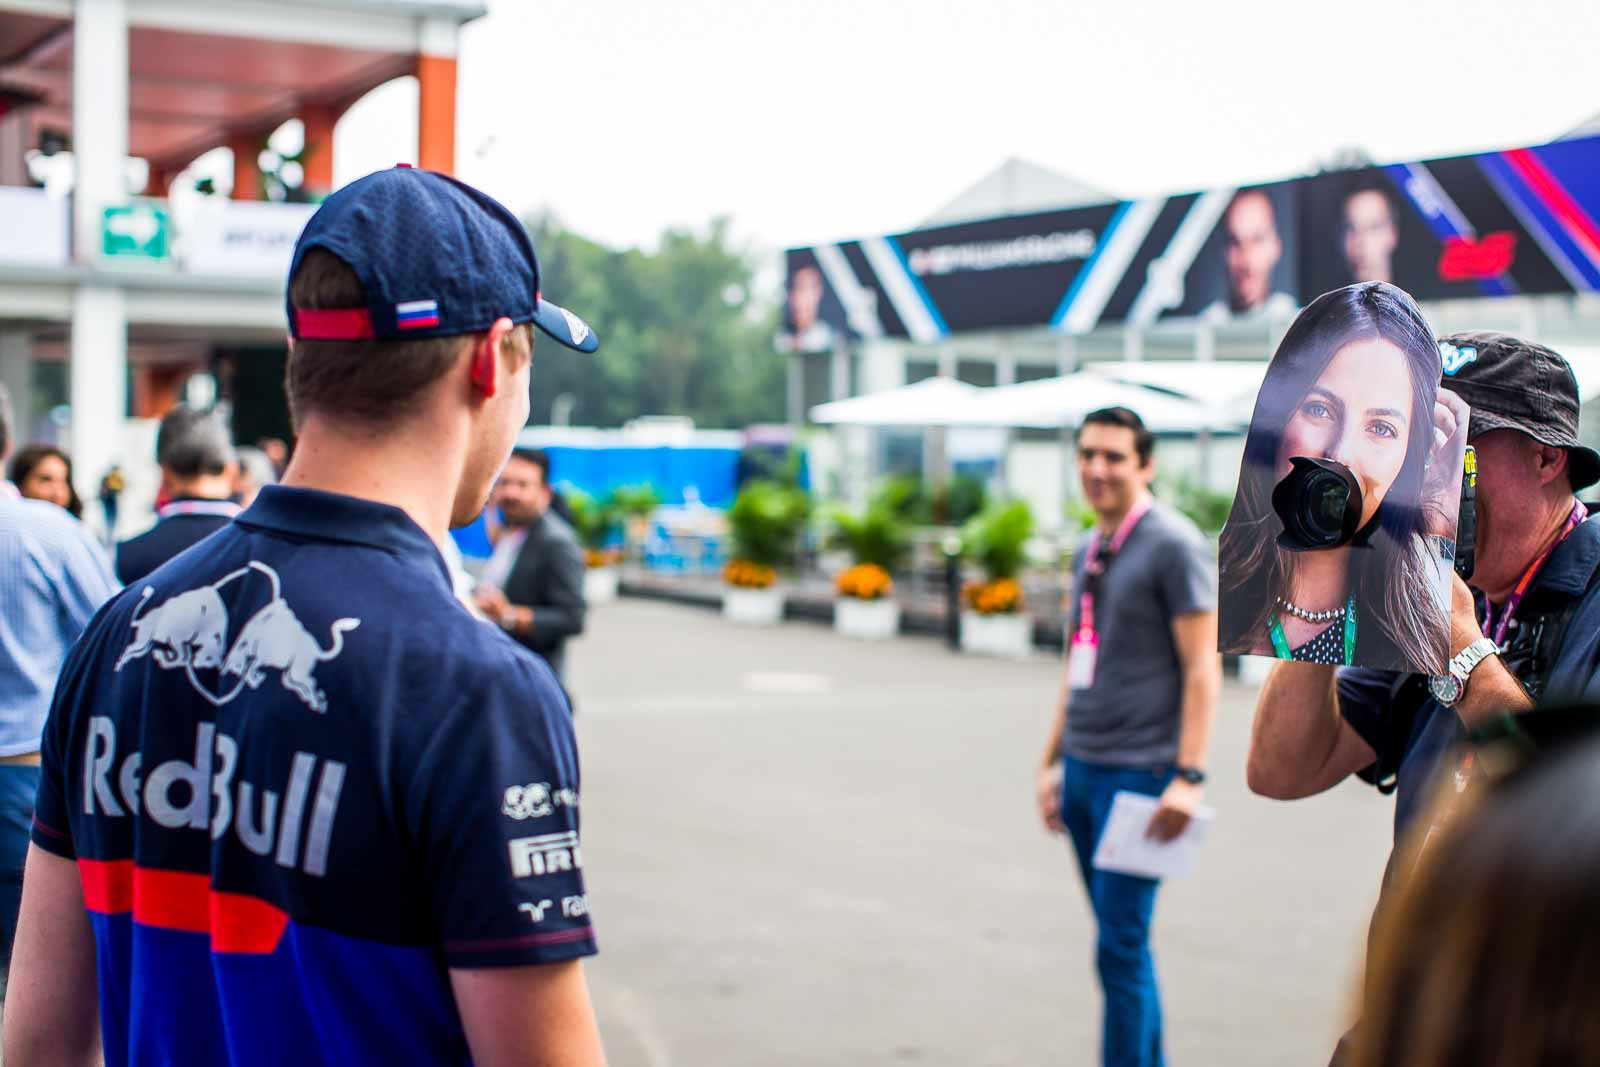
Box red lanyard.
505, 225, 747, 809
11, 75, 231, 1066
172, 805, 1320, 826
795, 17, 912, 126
1077, 495, 1152, 637
1483, 499, 1587, 645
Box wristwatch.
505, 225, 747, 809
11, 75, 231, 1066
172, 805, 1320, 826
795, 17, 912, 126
1429, 637, 1500, 707
1173, 766, 1206, 785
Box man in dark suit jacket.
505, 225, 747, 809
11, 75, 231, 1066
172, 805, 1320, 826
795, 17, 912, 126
116, 406, 240, 585
474, 448, 587, 685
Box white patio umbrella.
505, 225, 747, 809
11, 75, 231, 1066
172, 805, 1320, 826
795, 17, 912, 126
952, 371, 1240, 433
808, 376, 982, 427
1086, 360, 1268, 416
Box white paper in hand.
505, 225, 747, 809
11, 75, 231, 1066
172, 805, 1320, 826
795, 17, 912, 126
1091, 790, 1215, 880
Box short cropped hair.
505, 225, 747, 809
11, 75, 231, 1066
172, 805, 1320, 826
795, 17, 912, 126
286, 249, 474, 427
1077, 406, 1155, 464
156, 406, 235, 478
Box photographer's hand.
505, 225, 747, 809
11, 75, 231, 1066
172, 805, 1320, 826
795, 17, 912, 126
1421, 390, 1472, 540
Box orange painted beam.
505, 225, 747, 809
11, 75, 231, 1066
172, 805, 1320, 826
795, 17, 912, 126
416, 54, 457, 175
300, 102, 337, 197
227, 133, 260, 200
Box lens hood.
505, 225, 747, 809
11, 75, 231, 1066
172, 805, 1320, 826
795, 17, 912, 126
1272, 456, 1364, 551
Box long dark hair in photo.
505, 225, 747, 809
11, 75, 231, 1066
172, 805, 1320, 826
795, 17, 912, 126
1217, 282, 1446, 669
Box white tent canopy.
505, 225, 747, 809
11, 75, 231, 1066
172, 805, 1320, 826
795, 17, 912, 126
808, 377, 982, 427
1086, 360, 1268, 413
953, 371, 1241, 433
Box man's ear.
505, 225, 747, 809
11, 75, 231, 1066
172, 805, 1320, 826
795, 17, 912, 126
1533, 441, 1570, 487
469, 317, 516, 399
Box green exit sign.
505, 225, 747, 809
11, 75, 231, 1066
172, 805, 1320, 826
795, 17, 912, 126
102, 203, 170, 260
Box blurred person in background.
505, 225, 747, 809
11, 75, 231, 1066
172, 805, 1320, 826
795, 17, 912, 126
98, 465, 125, 536
115, 405, 239, 585
1203, 188, 1297, 323
1034, 406, 1221, 1067
257, 436, 289, 477
0, 385, 118, 993
233, 444, 277, 509
1340, 181, 1400, 286
474, 447, 586, 689
1350, 715, 1600, 1067
9, 444, 83, 518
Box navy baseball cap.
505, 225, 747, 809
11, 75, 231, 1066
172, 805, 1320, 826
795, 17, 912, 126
286, 165, 597, 353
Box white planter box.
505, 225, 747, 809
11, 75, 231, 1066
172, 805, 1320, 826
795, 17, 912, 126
834, 598, 900, 640
583, 566, 620, 604
960, 611, 1034, 658
723, 586, 785, 625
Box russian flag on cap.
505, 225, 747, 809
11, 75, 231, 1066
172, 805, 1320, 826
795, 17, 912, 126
396, 299, 439, 330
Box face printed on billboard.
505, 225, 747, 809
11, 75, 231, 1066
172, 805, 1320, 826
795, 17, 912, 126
1154, 182, 1301, 324
1217, 282, 1467, 673
778, 250, 847, 352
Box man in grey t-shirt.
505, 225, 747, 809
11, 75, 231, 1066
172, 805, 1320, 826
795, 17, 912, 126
1034, 406, 1221, 1067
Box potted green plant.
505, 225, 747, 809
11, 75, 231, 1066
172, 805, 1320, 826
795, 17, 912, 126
958, 500, 1035, 657
829, 506, 909, 640
722, 480, 810, 624
565, 488, 622, 604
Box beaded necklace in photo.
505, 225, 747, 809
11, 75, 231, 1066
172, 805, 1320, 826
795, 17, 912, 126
1267, 593, 1357, 665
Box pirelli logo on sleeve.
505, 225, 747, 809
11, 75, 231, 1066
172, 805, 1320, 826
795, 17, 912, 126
508, 831, 581, 879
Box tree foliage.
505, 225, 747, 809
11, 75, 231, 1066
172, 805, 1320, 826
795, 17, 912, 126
522, 215, 787, 430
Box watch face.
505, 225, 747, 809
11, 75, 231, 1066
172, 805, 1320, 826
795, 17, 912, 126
1430, 673, 1463, 706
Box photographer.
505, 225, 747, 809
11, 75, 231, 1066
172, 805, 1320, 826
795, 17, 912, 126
1247, 332, 1600, 896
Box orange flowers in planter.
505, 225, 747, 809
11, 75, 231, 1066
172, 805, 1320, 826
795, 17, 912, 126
963, 578, 1023, 615
584, 548, 623, 569
836, 563, 893, 601
723, 559, 777, 589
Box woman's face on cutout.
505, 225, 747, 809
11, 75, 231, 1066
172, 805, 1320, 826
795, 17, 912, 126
1275, 338, 1414, 529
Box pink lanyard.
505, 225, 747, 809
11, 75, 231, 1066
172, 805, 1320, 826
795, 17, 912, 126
1483, 499, 1587, 645
158, 499, 242, 521
1077, 496, 1153, 638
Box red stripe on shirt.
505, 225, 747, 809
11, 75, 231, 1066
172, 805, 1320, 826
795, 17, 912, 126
76, 859, 289, 954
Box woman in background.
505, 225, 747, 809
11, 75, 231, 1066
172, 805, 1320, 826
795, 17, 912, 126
9, 444, 82, 518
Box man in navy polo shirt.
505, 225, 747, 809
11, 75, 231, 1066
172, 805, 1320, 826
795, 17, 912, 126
5, 167, 608, 1067
116, 405, 240, 585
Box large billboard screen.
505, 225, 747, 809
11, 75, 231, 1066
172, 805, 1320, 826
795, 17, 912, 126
785, 134, 1600, 341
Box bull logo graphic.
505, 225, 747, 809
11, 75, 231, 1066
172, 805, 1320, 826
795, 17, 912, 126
116, 561, 359, 714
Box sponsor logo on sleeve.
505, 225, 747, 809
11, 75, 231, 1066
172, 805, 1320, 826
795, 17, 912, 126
508, 831, 581, 878
502, 782, 579, 820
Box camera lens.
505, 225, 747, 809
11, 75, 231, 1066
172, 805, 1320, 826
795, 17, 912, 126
1303, 473, 1349, 531
1272, 457, 1363, 551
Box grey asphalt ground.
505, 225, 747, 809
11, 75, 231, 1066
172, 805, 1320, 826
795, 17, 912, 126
567, 598, 1395, 1067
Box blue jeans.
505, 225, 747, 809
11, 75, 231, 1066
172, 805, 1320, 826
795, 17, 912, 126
0, 765, 40, 982
1060, 754, 1173, 1067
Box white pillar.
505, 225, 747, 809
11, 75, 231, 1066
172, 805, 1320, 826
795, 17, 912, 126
72, 0, 129, 261
70, 0, 130, 506
1056, 334, 1077, 378
996, 350, 1017, 388
69, 286, 128, 501
786, 352, 804, 427
0, 332, 30, 441
829, 343, 850, 402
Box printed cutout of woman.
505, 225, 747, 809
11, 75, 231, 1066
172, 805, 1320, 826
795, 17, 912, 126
1218, 282, 1469, 673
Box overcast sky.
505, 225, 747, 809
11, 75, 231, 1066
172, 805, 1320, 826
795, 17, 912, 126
335, 0, 1600, 257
